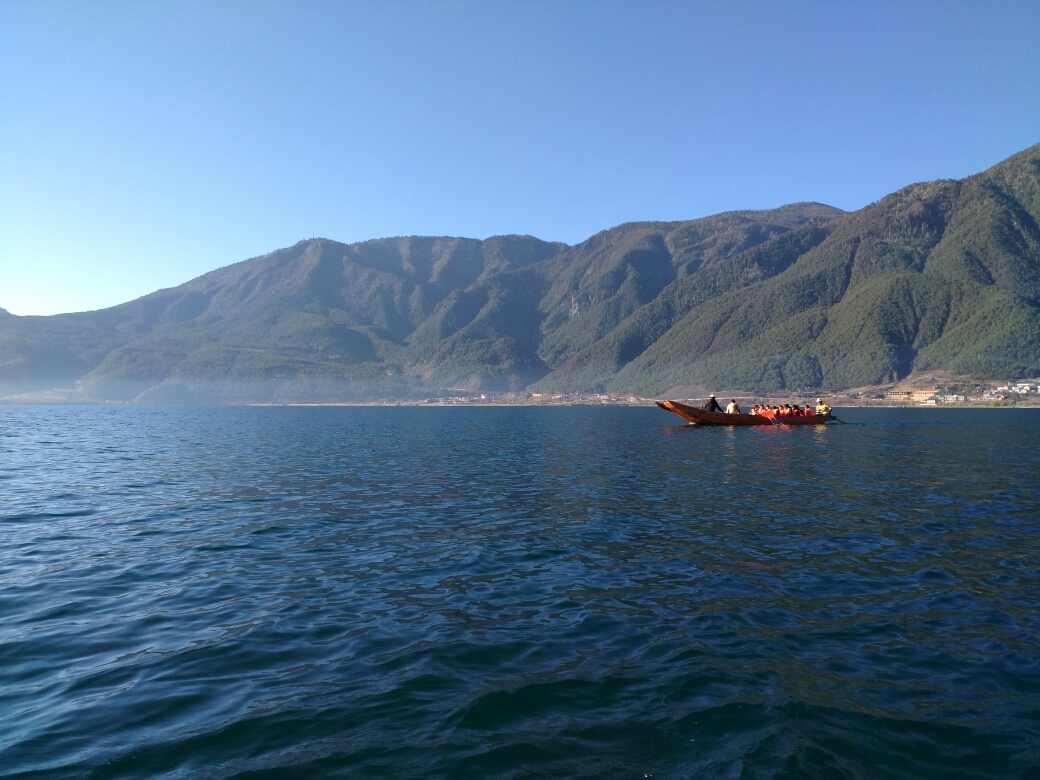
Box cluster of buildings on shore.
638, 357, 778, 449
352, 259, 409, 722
990, 382, 1039, 399
877, 390, 968, 405
852, 381, 1040, 405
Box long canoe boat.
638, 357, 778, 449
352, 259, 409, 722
655, 399, 836, 426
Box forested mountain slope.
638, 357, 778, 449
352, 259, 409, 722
2, 143, 1038, 402
0, 236, 568, 401
598, 143, 1040, 395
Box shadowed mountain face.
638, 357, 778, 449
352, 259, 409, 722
0, 235, 569, 401
3, 144, 1039, 402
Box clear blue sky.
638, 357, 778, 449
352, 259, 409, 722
2, 1, 1038, 315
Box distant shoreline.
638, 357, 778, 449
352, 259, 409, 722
2, 394, 1038, 409
243, 399, 1040, 409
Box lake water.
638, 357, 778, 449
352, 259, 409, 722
1, 406, 1038, 779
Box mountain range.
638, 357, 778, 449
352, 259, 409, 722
2, 143, 1039, 403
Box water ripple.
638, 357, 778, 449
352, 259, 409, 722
0, 406, 1038, 778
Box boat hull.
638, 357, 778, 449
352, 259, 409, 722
655, 400, 834, 426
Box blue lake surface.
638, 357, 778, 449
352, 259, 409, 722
1, 405, 1038, 779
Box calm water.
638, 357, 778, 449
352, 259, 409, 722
1, 406, 1038, 779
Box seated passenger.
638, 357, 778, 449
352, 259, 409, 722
703, 394, 723, 412
804, 405, 815, 416
815, 398, 831, 415
725, 399, 741, 414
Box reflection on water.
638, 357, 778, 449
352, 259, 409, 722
0, 406, 1038, 779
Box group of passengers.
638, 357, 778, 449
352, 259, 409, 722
751, 403, 815, 418
701, 393, 831, 417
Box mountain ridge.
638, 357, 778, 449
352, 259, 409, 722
3, 144, 1039, 403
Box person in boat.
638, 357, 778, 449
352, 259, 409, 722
750, 405, 760, 415
815, 398, 831, 415
804, 405, 815, 416
725, 399, 741, 414
703, 394, 723, 412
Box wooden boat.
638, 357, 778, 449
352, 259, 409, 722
655, 399, 835, 426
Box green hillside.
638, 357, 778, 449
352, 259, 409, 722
2, 143, 1039, 402
606, 144, 1040, 395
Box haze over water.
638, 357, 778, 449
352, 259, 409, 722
1, 406, 1038, 778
